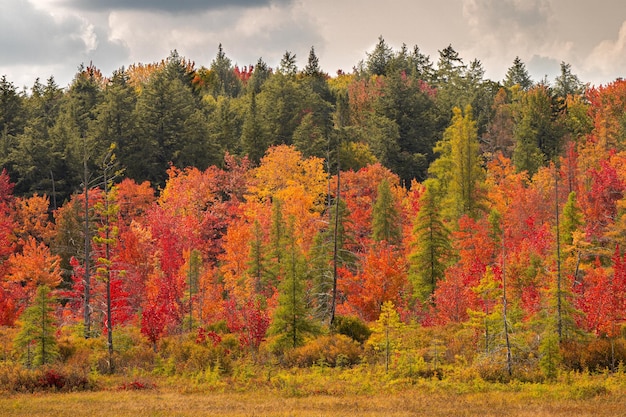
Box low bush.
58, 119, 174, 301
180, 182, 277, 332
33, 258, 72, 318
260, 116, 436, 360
331, 315, 371, 344
0, 363, 93, 393
285, 334, 362, 367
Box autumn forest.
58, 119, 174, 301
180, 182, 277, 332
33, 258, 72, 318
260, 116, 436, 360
1, 38, 626, 397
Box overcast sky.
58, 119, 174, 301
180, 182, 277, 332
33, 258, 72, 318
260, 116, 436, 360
1, 0, 625, 90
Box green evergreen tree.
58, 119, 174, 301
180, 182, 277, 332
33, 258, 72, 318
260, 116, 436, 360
248, 57, 271, 94
134, 67, 218, 186
247, 219, 270, 295
371, 178, 402, 246
270, 217, 319, 351
240, 92, 269, 163
279, 51, 297, 76
554, 62, 583, 99
561, 191, 583, 247
429, 105, 485, 220
0, 75, 25, 138
209, 44, 243, 98
303, 46, 322, 77
408, 181, 452, 302
504, 56, 533, 90
366, 36, 393, 76
292, 112, 327, 159
91, 69, 137, 182
512, 86, 562, 176
374, 70, 441, 182
14, 285, 59, 368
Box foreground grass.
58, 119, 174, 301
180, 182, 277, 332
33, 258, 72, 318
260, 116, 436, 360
2, 371, 625, 417
2, 386, 625, 417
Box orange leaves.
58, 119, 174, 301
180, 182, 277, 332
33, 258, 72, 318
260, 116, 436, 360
340, 243, 408, 322
14, 194, 54, 245
6, 236, 62, 304
219, 218, 254, 300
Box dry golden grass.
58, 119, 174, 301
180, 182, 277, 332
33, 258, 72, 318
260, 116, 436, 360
1, 387, 625, 417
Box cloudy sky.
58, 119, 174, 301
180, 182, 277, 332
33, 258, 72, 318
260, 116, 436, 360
1, 0, 625, 90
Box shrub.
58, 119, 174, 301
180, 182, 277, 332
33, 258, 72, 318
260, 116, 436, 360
157, 333, 233, 376
0, 363, 93, 393
331, 315, 371, 344
563, 338, 626, 372
117, 378, 157, 391
285, 334, 362, 367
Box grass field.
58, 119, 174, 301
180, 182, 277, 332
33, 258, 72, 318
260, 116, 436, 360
2, 377, 625, 417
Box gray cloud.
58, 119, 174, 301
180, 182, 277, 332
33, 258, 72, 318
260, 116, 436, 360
0, 0, 85, 65
0, 0, 129, 87
61, 0, 293, 13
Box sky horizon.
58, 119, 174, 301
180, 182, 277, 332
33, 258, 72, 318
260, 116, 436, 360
1, 0, 625, 90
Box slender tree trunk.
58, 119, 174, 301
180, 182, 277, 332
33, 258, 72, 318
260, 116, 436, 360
330, 166, 340, 326
555, 168, 563, 343
502, 226, 512, 377
83, 156, 91, 339
104, 169, 113, 374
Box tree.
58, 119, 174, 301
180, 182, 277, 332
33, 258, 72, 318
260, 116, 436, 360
371, 178, 402, 246
554, 62, 583, 99
209, 44, 243, 98
374, 70, 441, 182
269, 217, 318, 351
369, 301, 404, 372
512, 86, 562, 176
303, 46, 322, 77
93, 69, 138, 181
504, 57, 533, 90
366, 36, 393, 76
6, 236, 62, 310
0, 75, 25, 138
429, 105, 485, 220
279, 51, 297, 76
240, 92, 268, 163
14, 285, 59, 368
408, 180, 452, 302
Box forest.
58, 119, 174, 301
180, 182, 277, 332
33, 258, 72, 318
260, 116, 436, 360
0, 37, 626, 394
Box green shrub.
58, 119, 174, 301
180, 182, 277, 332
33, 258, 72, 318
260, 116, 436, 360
331, 315, 371, 344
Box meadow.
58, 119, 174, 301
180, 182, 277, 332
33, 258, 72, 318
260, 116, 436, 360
1, 368, 625, 417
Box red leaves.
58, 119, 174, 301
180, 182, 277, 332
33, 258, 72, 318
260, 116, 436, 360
577, 247, 626, 337
224, 297, 270, 351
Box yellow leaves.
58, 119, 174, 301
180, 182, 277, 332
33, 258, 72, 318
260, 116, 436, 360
248, 145, 327, 208
247, 145, 328, 248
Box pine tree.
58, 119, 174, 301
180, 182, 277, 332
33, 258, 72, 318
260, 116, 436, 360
504, 57, 533, 90
240, 92, 268, 163
14, 285, 59, 368
366, 36, 393, 76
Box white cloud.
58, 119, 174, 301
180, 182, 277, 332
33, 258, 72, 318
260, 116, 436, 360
585, 20, 626, 83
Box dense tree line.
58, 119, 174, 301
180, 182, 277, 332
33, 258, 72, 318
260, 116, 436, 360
2, 38, 626, 378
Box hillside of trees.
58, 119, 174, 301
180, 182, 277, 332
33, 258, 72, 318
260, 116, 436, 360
1, 38, 626, 385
